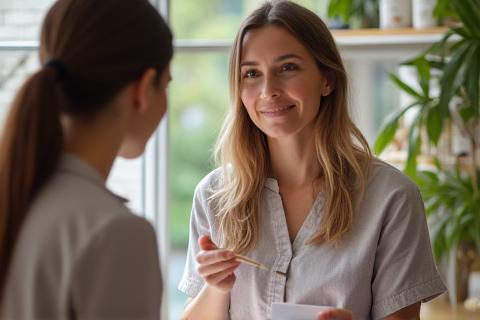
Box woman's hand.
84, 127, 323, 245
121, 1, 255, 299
317, 308, 353, 320
196, 235, 240, 293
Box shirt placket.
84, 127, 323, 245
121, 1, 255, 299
266, 190, 292, 319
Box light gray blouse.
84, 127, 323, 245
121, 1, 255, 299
179, 159, 446, 320
1, 154, 162, 319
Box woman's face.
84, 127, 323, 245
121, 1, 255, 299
240, 25, 331, 139
119, 65, 171, 159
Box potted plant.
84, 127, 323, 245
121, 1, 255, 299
374, 0, 480, 303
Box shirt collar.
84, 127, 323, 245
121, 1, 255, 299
265, 178, 279, 193
58, 154, 129, 204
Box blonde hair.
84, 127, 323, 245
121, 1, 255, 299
212, 0, 372, 253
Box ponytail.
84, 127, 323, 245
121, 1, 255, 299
0, 67, 63, 298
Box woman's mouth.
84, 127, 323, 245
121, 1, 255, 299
260, 105, 295, 117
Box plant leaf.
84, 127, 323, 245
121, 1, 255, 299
453, 0, 480, 37
388, 73, 423, 100
465, 45, 480, 116
451, 26, 471, 39
439, 41, 471, 115
415, 57, 431, 97
426, 104, 444, 145
404, 116, 422, 177
373, 102, 417, 154
426, 30, 454, 56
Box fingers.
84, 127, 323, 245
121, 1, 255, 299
196, 235, 240, 293
197, 258, 240, 276
196, 248, 235, 264
317, 308, 352, 320
198, 235, 218, 250
203, 263, 239, 285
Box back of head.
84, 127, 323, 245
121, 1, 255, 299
41, 0, 173, 112
0, 0, 173, 301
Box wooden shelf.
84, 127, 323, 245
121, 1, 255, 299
331, 27, 448, 37
330, 27, 449, 47
329, 27, 451, 59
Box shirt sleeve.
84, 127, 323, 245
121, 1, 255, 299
71, 214, 162, 319
177, 173, 215, 298
371, 184, 447, 319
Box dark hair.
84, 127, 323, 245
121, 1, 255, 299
0, 0, 173, 298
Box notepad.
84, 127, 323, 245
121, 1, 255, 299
271, 302, 329, 320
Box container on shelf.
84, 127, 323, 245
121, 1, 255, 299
379, 0, 412, 29
412, 0, 437, 29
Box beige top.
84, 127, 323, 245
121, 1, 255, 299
179, 159, 447, 320
1, 154, 162, 319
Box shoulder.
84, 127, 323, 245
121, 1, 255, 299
95, 213, 156, 239
34, 169, 132, 221
194, 167, 223, 198
81, 214, 157, 257
25, 171, 143, 257
366, 158, 420, 196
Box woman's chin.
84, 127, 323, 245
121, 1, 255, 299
118, 145, 145, 159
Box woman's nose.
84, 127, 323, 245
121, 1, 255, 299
260, 73, 281, 100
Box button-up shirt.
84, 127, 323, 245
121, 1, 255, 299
179, 159, 446, 319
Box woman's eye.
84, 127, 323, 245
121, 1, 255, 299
243, 69, 259, 78
281, 63, 298, 72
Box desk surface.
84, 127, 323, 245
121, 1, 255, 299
421, 296, 480, 320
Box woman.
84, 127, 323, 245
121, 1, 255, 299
0, 0, 172, 318
179, 1, 446, 319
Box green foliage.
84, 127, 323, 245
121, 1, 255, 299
374, 0, 480, 259
416, 168, 480, 260
169, 53, 229, 249
326, 0, 379, 28
433, 0, 457, 21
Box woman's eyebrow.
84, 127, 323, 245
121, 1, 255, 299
240, 53, 304, 67
275, 53, 304, 62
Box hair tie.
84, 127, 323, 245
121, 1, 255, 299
44, 59, 68, 81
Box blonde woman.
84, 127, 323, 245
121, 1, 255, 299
179, 1, 446, 319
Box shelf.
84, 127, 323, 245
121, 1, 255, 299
331, 27, 451, 60
331, 27, 449, 46
0, 28, 452, 59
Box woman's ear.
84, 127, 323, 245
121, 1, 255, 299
133, 67, 158, 113
321, 71, 334, 97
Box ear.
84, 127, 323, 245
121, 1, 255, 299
133, 67, 158, 113
321, 71, 334, 97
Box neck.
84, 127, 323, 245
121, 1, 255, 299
61, 114, 124, 180
268, 133, 321, 188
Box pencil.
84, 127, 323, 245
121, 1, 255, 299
235, 254, 269, 270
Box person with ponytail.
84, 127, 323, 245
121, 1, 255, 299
0, 0, 172, 318
179, 1, 446, 319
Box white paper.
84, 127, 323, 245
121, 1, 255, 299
271, 302, 329, 320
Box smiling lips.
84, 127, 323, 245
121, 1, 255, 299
259, 104, 295, 117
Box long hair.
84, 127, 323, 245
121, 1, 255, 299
0, 0, 173, 299
213, 0, 371, 253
